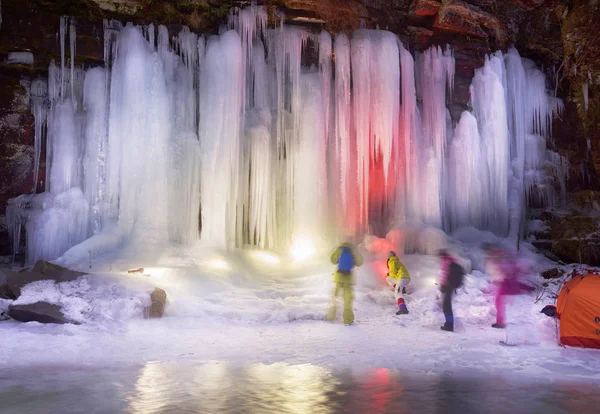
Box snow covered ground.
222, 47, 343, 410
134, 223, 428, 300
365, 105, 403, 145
1, 229, 599, 386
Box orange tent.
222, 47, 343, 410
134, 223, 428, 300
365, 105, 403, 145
556, 274, 600, 349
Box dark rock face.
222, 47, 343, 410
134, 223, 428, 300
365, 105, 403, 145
530, 194, 600, 266
144, 287, 167, 319
411, 0, 441, 17
8, 301, 77, 324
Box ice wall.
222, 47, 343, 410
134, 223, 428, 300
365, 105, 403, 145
9, 4, 569, 264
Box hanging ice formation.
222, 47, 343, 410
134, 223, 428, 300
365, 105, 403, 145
446, 47, 568, 238
8, 4, 569, 264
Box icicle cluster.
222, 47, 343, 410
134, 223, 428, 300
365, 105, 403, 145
446, 47, 569, 239
9, 4, 570, 264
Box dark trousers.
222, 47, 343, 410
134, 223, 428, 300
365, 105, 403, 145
441, 285, 454, 324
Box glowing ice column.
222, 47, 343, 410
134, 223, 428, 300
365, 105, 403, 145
47, 100, 80, 195
398, 43, 419, 223
246, 40, 274, 249
230, 5, 269, 248
350, 30, 372, 234
446, 112, 487, 230
332, 33, 356, 235
293, 72, 327, 250
521, 57, 568, 208
504, 48, 528, 239
106, 24, 171, 244
471, 52, 510, 235
198, 30, 243, 249
228, 3, 267, 110
417, 46, 454, 228
270, 26, 309, 247
351, 30, 400, 235
319, 30, 333, 158
319, 31, 333, 238
83, 67, 108, 235
161, 26, 203, 245
505, 48, 527, 179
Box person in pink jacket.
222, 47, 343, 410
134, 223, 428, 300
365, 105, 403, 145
482, 244, 534, 329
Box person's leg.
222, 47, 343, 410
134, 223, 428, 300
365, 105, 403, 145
326, 283, 340, 321
342, 283, 355, 325
494, 289, 506, 327
441, 286, 454, 331
396, 279, 410, 313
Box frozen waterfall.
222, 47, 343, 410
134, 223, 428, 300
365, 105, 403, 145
7, 4, 569, 265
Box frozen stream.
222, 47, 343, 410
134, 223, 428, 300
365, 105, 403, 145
1, 361, 599, 413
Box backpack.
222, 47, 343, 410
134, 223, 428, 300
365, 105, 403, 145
447, 260, 465, 288
337, 247, 355, 273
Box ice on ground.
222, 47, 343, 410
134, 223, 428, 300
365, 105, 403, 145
13, 275, 152, 324
1, 230, 598, 384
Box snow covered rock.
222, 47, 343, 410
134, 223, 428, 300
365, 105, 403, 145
8, 301, 77, 324
144, 288, 167, 319
4, 260, 86, 298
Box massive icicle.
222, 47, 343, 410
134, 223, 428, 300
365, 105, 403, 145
470, 52, 510, 235
351, 30, 400, 235
30, 79, 48, 193
198, 30, 243, 249
416, 46, 455, 229
106, 24, 171, 244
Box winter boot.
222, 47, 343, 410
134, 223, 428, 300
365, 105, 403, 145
492, 323, 506, 329
396, 298, 408, 315
440, 322, 454, 332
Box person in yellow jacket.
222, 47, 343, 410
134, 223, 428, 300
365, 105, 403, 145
386, 251, 410, 315
326, 241, 364, 325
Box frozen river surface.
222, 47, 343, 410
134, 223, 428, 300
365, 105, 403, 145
2, 361, 600, 414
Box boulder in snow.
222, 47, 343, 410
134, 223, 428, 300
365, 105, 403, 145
144, 288, 167, 319
4, 260, 87, 298
0, 283, 17, 300
8, 301, 79, 324
541, 268, 564, 280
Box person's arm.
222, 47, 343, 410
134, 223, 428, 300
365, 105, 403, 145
352, 248, 364, 267
330, 247, 341, 265
440, 257, 449, 285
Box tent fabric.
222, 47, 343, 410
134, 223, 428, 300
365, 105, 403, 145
556, 274, 600, 349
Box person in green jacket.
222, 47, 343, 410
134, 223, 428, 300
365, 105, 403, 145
326, 240, 364, 325
386, 251, 410, 315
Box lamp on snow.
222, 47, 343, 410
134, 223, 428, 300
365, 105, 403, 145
290, 237, 315, 261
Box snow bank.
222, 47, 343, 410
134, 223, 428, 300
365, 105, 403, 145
527, 219, 550, 234
12, 274, 152, 325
